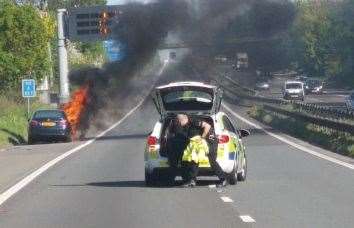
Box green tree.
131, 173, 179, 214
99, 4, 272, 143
291, 1, 333, 78
330, 0, 354, 86
47, 0, 106, 11
0, 0, 55, 91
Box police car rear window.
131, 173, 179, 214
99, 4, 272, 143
162, 89, 213, 111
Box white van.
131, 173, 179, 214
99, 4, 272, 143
282, 81, 305, 101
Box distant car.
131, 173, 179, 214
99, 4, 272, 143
345, 92, 354, 111
295, 75, 308, 83
304, 79, 323, 94
169, 51, 177, 60
28, 109, 72, 144
282, 81, 305, 101
214, 55, 228, 63
255, 82, 270, 90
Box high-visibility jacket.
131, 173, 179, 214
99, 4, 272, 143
182, 136, 209, 164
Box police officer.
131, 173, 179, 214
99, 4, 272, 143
169, 114, 227, 187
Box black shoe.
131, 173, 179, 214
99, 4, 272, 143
216, 179, 228, 188
182, 179, 196, 188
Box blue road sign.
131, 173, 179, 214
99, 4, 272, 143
22, 79, 36, 98
103, 39, 126, 62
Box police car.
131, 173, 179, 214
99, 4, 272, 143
145, 82, 249, 186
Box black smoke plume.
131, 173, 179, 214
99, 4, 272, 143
68, 0, 296, 137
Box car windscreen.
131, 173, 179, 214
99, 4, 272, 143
33, 110, 65, 119
161, 87, 214, 111
286, 83, 302, 89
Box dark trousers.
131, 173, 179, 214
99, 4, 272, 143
181, 161, 198, 181
207, 140, 226, 181
167, 136, 188, 178
181, 139, 226, 182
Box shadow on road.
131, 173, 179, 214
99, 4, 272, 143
83, 133, 148, 141
52, 179, 219, 189
0, 128, 27, 145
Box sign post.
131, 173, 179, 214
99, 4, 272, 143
22, 79, 36, 119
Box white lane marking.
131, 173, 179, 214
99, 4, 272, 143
223, 104, 354, 170
0, 62, 170, 207
0, 100, 144, 207
220, 196, 234, 203
240, 215, 256, 223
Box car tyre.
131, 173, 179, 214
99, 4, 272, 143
145, 169, 157, 186
66, 135, 72, 142
237, 154, 247, 181
160, 172, 175, 186
227, 162, 238, 185
28, 136, 35, 145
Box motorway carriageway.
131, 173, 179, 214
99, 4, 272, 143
0, 65, 353, 228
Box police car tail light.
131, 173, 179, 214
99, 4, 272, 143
218, 135, 229, 144
147, 136, 158, 146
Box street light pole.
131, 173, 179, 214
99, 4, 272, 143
57, 9, 70, 104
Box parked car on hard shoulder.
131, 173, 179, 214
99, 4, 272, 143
28, 109, 72, 144
282, 81, 305, 101
304, 79, 324, 94
345, 91, 354, 111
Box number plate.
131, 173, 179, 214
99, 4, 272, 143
42, 122, 56, 127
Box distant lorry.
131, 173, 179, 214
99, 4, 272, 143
235, 53, 248, 70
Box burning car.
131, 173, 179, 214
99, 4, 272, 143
28, 110, 72, 144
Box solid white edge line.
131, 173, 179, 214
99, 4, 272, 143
0, 99, 145, 207
240, 215, 256, 223
0, 60, 169, 207
222, 104, 354, 170
220, 196, 234, 203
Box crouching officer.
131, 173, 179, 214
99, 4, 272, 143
176, 114, 228, 187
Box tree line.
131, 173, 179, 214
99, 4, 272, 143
0, 0, 105, 94
291, 0, 354, 87
223, 0, 353, 88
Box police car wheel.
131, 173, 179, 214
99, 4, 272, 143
145, 170, 157, 186
227, 163, 238, 185
237, 155, 247, 181
159, 172, 175, 186
28, 136, 35, 145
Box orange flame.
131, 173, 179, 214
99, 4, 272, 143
61, 85, 89, 140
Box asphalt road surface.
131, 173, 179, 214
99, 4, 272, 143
0, 64, 353, 228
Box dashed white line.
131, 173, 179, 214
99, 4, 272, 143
220, 196, 234, 203
240, 215, 256, 223
223, 103, 354, 170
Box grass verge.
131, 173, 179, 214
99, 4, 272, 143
248, 105, 354, 158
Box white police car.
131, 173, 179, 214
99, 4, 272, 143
144, 82, 249, 186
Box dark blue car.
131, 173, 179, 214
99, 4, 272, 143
28, 110, 72, 144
